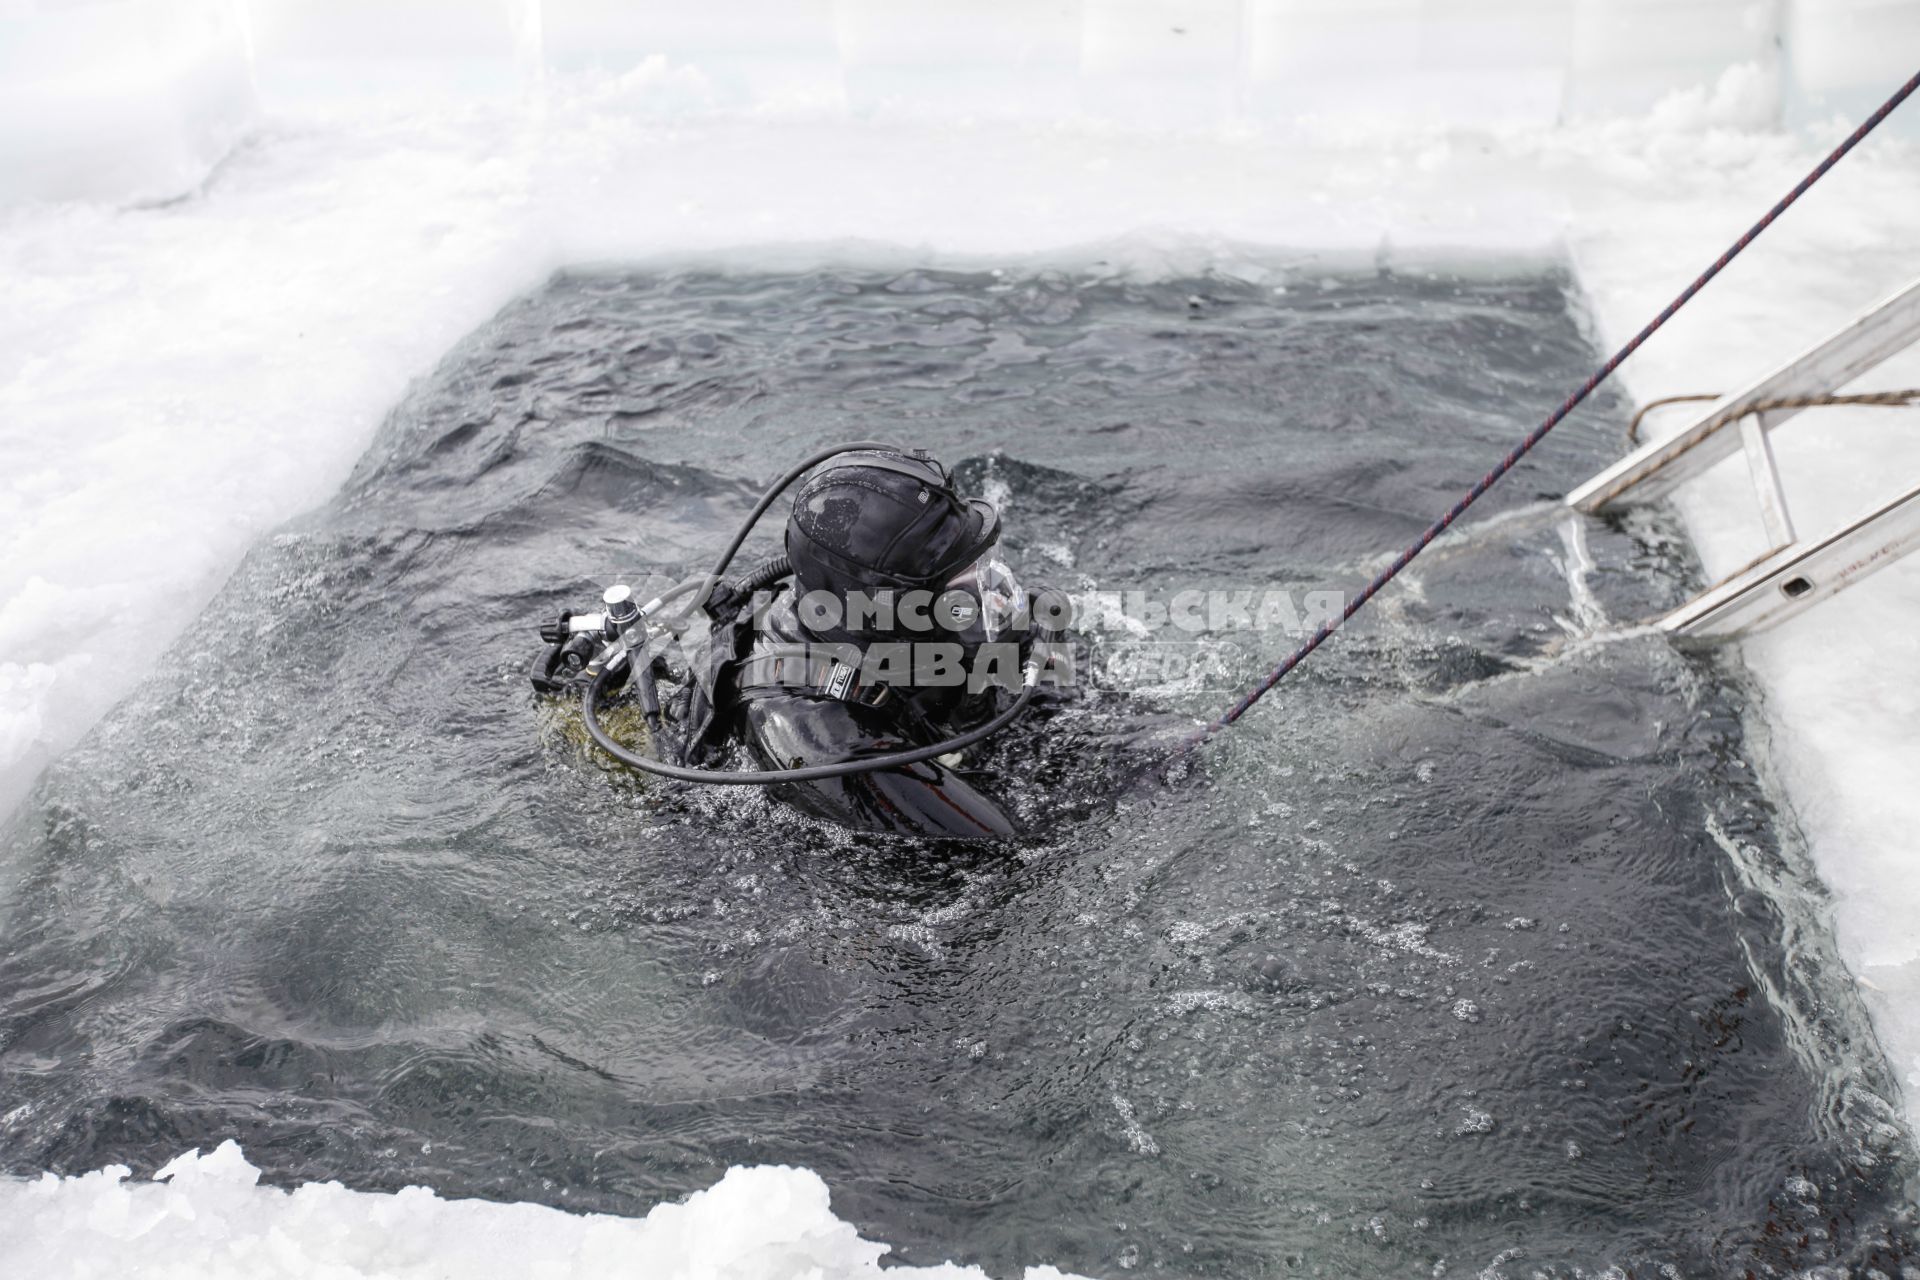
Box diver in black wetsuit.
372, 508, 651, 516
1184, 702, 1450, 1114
532, 444, 1064, 839
689, 449, 1040, 837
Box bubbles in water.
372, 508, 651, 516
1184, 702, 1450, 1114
1166, 989, 1255, 1016
1109, 1094, 1159, 1156
1454, 1108, 1496, 1137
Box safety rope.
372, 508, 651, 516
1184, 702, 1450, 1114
1179, 66, 1920, 756
1624, 389, 1920, 444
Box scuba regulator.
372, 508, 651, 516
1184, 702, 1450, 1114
528, 441, 1052, 786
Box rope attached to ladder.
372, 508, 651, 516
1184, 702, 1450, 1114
1178, 66, 1920, 757
1624, 389, 1920, 444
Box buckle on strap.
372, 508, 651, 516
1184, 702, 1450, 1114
821, 660, 856, 701
737, 645, 891, 707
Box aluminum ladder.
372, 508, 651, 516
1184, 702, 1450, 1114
1566, 275, 1920, 646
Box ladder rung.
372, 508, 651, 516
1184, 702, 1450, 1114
1739, 411, 1796, 550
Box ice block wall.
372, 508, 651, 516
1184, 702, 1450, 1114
0, 0, 254, 203
5, 0, 1919, 206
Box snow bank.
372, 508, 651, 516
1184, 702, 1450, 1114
0, 107, 549, 823
0, 0, 255, 205
10, 0, 1920, 210
0, 1141, 1083, 1280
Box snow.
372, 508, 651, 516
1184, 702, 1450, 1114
3, 0, 1920, 1269
0, 0, 255, 205
0, 1140, 1086, 1280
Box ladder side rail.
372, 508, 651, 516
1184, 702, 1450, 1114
1568, 275, 1920, 513
1662, 480, 1920, 645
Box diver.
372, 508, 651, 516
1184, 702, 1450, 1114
530, 443, 1069, 839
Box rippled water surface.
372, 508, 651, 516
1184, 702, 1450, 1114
3, 268, 1914, 1276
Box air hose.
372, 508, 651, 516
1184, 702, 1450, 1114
652, 440, 903, 630
582, 659, 1040, 785
725, 554, 795, 600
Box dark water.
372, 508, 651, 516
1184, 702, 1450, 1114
2, 268, 1914, 1277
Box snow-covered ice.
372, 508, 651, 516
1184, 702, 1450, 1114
0, 1140, 1086, 1280
4, 0, 1920, 1269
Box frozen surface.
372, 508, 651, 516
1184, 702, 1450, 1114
11, 0, 1920, 210
0, 0, 255, 204
0, 1141, 1083, 1280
